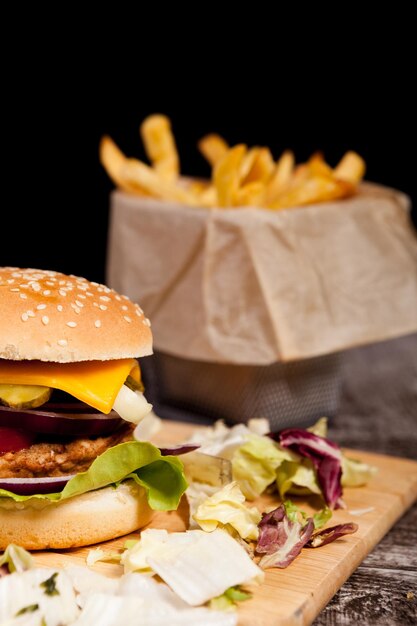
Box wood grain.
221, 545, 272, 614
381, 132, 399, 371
33, 420, 417, 626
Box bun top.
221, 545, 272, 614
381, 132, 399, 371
0, 268, 153, 362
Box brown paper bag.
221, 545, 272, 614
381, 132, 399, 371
107, 182, 417, 365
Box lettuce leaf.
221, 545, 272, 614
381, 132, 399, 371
0, 441, 187, 511
256, 505, 314, 569
276, 459, 321, 499
278, 428, 343, 508
0, 544, 33, 573
193, 482, 261, 541
232, 434, 296, 500
209, 586, 252, 611
341, 456, 377, 487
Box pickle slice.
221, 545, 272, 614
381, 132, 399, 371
125, 375, 145, 393
0, 384, 52, 409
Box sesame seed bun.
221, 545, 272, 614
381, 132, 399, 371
0, 268, 152, 362
0, 481, 153, 550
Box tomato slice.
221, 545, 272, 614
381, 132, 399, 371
0, 427, 35, 454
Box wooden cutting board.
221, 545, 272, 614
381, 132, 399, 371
33, 420, 417, 626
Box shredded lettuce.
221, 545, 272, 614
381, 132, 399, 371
307, 417, 328, 437
0, 545, 33, 574
193, 482, 261, 541
276, 459, 321, 499
0, 442, 187, 511
256, 506, 314, 569
342, 456, 377, 487
232, 434, 296, 500
209, 586, 252, 611
313, 507, 332, 529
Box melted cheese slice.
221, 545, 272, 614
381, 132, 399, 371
0, 359, 140, 414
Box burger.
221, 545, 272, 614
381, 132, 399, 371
0, 268, 186, 550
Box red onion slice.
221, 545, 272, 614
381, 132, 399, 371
0, 404, 122, 437
0, 475, 75, 496
159, 444, 200, 456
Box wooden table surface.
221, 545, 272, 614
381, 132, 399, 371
313, 333, 417, 625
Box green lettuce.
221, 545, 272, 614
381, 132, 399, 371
193, 481, 261, 540
0, 544, 33, 573
232, 434, 297, 500
0, 441, 187, 511
276, 458, 321, 499
209, 585, 252, 610
342, 456, 377, 487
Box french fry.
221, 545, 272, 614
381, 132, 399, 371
99, 136, 146, 194
101, 113, 366, 210
242, 147, 274, 185
214, 145, 247, 207
264, 150, 295, 203
307, 152, 333, 178
268, 175, 354, 210
198, 133, 229, 167
140, 114, 179, 182
334, 151, 366, 184
235, 181, 265, 206
121, 158, 197, 205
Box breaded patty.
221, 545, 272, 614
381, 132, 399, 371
0, 425, 134, 478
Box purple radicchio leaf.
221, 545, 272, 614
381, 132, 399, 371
256, 505, 314, 569
306, 523, 358, 548
159, 444, 200, 456
277, 428, 343, 509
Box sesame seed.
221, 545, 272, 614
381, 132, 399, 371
19, 293, 27, 299
57, 305, 63, 312
121, 305, 128, 311
97, 287, 104, 293
103, 287, 111, 294
21, 313, 29, 322
10, 288, 20, 292
77, 294, 86, 299
57, 339, 68, 347
46, 281, 55, 286
121, 295, 129, 300
7, 279, 14, 284
73, 306, 81, 314
43, 290, 51, 296
36, 304, 47, 310
99, 304, 107, 311
27, 310, 35, 318
59, 289, 67, 297
93, 302, 99, 307
143, 318, 151, 326
94, 320, 101, 328
135, 309, 142, 316
86, 292, 93, 297
42, 316, 49, 325
67, 321, 77, 328
124, 316, 132, 323
91, 282, 99, 286
100, 296, 110, 302
115, 295, 121, 301
31, 282, 41, 292
75, 300, 84, 308
59, 280, 66, 285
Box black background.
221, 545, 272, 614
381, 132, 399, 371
2, 41, 415, 283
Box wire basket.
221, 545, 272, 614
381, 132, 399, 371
141, 351, 343, 430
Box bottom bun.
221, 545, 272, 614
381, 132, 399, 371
0, 480, 153, 550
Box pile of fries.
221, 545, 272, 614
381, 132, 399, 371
100, 114, 366, 210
